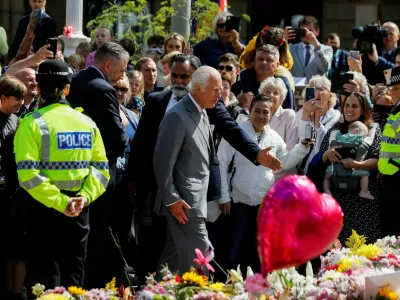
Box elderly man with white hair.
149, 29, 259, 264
259, 77, 298, 150
153, 66, 222, 275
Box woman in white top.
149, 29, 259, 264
259, 77, 298, 150
296, 75, 341, 174
218, 94, 311, 272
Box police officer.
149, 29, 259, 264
14, 60, 110, 296
379, 66, 400, 236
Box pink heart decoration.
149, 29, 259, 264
257, 175, 343, 276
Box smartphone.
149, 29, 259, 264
349, 50, 360, 59
373, 104, 394, 119
46, 37, 58, 59
330, 72, 354, 96
225, 16, 241, 32
296, 28, 307, 39
305, 87, 315, 102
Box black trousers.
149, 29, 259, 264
381, 173, 400, 236
84, 162, 119, 289
25, 198, 89, 300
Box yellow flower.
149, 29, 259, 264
209, 282, 224, 291
32, 284, 45, 296
353, 244, 382, 259
379, 285, 399, 300
39, 295, 69, 300
337, 258, 352, 273
68, 286, 87, 296
105, 277, 118, 291
346, 230, 367, 251
181, 270, 208, 287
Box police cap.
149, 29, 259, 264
36, 60, 72, 84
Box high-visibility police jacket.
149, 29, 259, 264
378, 105, 400, 176
14, 101, 110, 213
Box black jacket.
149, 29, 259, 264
128, 90, 260, 213
11, 12, 56, 58
67, 67, 127, 163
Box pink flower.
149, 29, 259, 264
193, 248, 215, 272
244, 273, 269, 294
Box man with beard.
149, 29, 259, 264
67, 42, 129, 288
128, 53, 283, 283
325, 33, 349, 78
15, 68, 39, 116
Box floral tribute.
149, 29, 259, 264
33, 232, 400, 300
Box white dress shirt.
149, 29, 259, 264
165, 93, 179, 114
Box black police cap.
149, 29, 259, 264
36, 60, 72, 84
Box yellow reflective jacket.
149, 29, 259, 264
14, 102, 110, 213
378, 108, 400, 175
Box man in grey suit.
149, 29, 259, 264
285, 16, 333, 82
153, 66, 222, 275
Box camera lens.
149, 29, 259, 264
360, 40, 372, 53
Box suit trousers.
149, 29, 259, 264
157, 214, 209, 277
84, 162, 119, 289
25, 197, 89, 300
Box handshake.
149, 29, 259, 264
63, 197, 88, 217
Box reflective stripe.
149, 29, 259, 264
90, 162, 109, 170
380, 151, 400, 159
391, 118, 400, 131
32, 111, 50, 162
382, 136, 400, 145
17, 161, 40, 170
53, 179, 84, 190
41, 161, 90, 170
92, 167, 109, 188
20, 174, 47, 190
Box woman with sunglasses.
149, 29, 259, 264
111, 73, 139, 270
193, 11, 244, 69
317, 92, 382, 243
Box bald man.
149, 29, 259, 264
382, 22, 400, 59
15, 68, 38, 116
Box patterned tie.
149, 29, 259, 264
305, 45, 311, 67
202, 111, 215, 156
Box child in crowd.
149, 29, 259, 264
85, 27, 112, 69
75, 41, 91, 62
324, 121, 374, 199
67, 54, 85, 72
127, 70, 144, 116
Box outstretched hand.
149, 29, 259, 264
257, 147, 283, 171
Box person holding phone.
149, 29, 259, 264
193, 11, 244, 69
297, 76, 340, 174
285, 16, 333, 82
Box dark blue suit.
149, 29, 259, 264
11, 12, 56, 58
67, 67, 127, 288
238, 68, 295, 110
128, 89, 261, 282
362, 50, 396, 85
328, 49, 349, 79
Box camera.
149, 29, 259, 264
352, 21, 388, 54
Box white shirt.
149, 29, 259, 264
188, 93, 205, 115
302, 42, 314, 62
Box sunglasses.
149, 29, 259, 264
171, 73, 190, 80
218, 65, 234, 72
113, 86, 129, 94
217, 23, 226, 29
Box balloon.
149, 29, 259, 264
257, 175, 343, 276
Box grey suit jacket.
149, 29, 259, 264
289, 43, 333, 82
153, 95, 212, 219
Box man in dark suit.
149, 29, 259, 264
325, 33, 349, 79
11, 0, 56, 58
128, 54, 282, 282
67, 42, 129, 288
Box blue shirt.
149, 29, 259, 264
193, 38, 236, 68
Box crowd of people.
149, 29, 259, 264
1, 0, 400, 299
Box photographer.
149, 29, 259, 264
353, 22, 399, 84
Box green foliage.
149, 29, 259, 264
86, 0, 251, 60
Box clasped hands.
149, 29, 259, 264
63, 197, 88, 217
